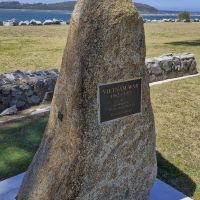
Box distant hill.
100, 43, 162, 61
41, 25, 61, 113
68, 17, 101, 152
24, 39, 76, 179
0, 1, 76, 11
134, 3, 158, 14
0, 1, 159, 14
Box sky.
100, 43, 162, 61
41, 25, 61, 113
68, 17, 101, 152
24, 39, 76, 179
134, 0, 200, 11
2, 0, 200, 12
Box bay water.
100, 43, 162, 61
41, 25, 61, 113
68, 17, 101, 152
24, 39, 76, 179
0, 9, 200, 22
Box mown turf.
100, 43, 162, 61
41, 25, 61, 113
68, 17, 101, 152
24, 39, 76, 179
0, 23, 200, 73
152, 76, 200, 199
0, 25, 68, 73
0, 116, 48, 180
145, 22, 200, 70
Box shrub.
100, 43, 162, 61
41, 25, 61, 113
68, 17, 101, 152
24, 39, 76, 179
179, 11, 191, 22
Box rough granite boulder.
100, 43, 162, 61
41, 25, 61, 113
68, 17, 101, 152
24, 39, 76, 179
17, 0, 157, 200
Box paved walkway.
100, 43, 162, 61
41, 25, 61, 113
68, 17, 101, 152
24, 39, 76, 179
0, 173, 192, 200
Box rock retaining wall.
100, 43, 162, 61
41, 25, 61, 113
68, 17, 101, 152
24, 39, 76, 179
0, 70, 58, 112
146, 53, 198, 83
0, 53, 198, 113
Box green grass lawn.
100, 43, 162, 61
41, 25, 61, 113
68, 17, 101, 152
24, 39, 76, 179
0, 116, 48, 180
152, 76, 200, 199
0, 23, 200, 73
0, 23, 200, 199
145, 23, 200, 71
0, 25, 68, 73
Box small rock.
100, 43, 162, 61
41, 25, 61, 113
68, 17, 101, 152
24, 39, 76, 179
28, 95, 41, 105
194, 19, 199, 22
190, 60, 197, 72
66, 20, 70, 25
42, 91, 54, 103
35, 20, 42, 26
43, 20, 53, 25
30, 19, 42, 26
4, 73, 15, 81
45, 79, 54, 91
34, 80, 46, 94
151, 64, 163, 75
0, 97, 10, 113
19, 84, 30, 90
174, 65, 182, 71
29, 19, 37, 25
60, 21, 66, 25
1, 87, 10, 95
11, 87, 23, 96
52, 19, 61, 25
10, 99, 26, 108
173, 58, 181, 66
182, 60, 189, 71
19, 21, 29, 26
180, 53, 194, 60
25, 89, 34, 97
3, 19, 18, 26
0, 105, 17, 116
149, 74, 156, 82
162, 62, 171, 72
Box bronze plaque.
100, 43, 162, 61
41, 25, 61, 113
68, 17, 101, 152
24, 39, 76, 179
99, 79, 142, 123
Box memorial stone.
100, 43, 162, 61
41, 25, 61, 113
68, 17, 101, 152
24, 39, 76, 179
17, 0, 157, 199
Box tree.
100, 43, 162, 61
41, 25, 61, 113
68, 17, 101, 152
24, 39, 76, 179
179, 11, 191, 22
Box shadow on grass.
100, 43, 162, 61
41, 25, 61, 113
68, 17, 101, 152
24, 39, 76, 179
165, 40, 200, 46
0, 116, 49, 181
0, 117, 197, 198
157, 151, 196, 197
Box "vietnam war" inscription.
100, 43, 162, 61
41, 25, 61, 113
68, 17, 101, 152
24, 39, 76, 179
98, 79, 142, 123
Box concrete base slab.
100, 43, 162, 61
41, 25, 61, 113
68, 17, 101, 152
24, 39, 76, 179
0, 173, 25, 200
0, 173, 193, 200
149, 179, 192, 200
